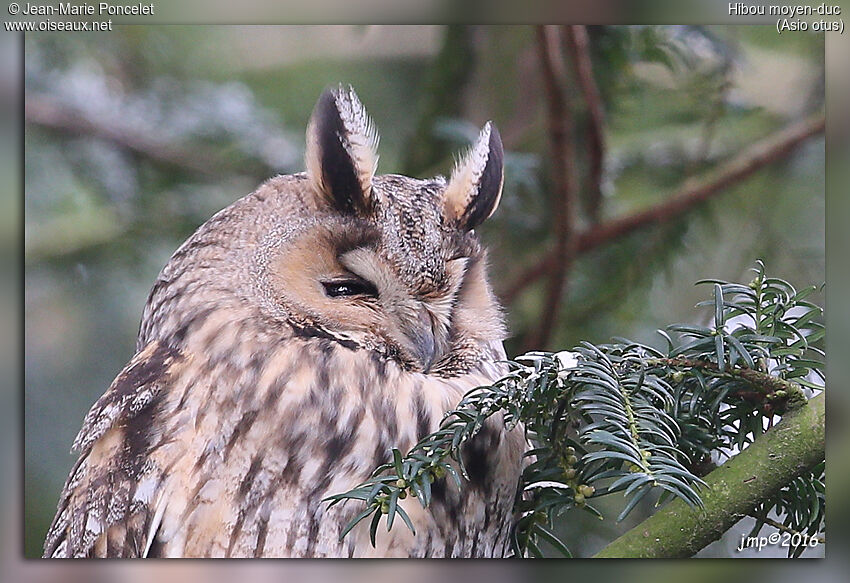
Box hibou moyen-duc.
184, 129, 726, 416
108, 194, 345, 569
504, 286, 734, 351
45, 86, 525, 558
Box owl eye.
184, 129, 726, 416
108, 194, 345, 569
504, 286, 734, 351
322, 278, 379, 299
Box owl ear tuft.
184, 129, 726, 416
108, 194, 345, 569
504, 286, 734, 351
305, 86, 380, 214
443, 122, 504, 231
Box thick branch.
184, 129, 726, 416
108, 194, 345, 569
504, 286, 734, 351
503, 114, 826, 304
25, 93, 268, 178
563, 25, 606, 224
593, 392, 824, 558
653, 357, 808, 412
525, 26, 579, 351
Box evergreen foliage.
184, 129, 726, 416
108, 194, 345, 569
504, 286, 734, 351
327, 261, 825, 557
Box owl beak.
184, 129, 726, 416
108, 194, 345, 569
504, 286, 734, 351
404, 309, 438, 373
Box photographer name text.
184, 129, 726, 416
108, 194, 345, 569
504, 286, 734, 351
13, 2, 154, 16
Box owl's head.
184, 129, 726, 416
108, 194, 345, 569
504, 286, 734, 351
146, 87, 506, 377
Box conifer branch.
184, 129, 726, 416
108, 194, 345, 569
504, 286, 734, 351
594, 392, 824, 558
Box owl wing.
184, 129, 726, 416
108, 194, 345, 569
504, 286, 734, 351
43, 340, 187, 558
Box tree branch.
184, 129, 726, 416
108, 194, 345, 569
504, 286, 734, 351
502, 114, 826, 304
652, 357, 808, 413
25, 93, 269, 178
524, 26, 579, 351
563, 25, 606, 224
593, 392, 824, 558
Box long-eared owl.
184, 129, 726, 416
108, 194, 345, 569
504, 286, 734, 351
44, 86, 525, 558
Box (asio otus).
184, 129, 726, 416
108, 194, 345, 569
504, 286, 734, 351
44, 86, 525, 558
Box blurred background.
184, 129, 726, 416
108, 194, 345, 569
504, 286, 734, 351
23, 25, 824, 558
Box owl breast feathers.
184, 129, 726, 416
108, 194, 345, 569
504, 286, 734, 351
44, 86, 525, 558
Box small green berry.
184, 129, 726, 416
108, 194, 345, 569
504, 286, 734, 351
578, 484, 595, 497
574, 493, 585, 505
565, 446, 576, 456
396, 479, 407, 489
671, 371, 685, 383
564, 468, 577, 480
566, 455, 578, 466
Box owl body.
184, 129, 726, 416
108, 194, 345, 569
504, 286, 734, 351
45, 88, 523, 558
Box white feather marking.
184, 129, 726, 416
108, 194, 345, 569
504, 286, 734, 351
73, 402, 118, 452
54, 539, 68, 558
133, 474, 158, 504
85, 513, 103, 536
143, 486, 169, 558
443, 122, 492, 221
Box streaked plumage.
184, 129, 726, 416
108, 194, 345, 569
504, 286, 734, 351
44, 86, 524, 558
